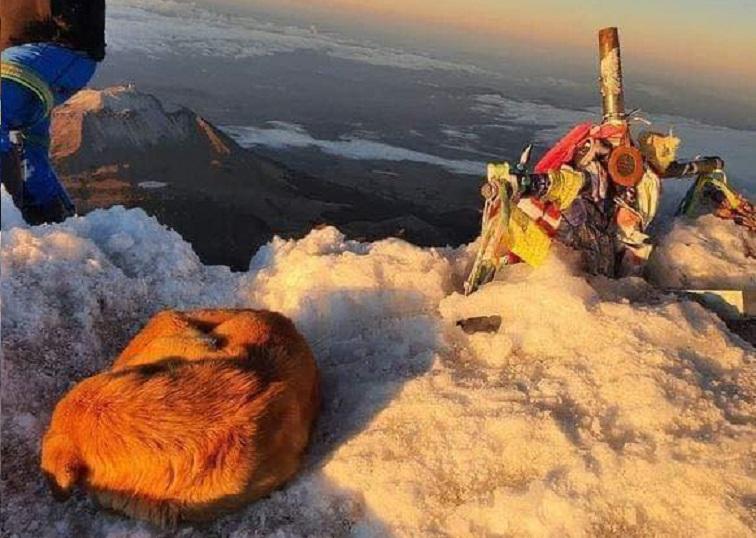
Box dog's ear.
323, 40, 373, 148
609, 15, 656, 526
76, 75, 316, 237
40, 434, 86, 501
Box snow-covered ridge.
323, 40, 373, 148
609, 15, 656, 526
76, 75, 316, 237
66, 86, 168, 115
1, 192, 753, 537
52, 86, 226, 160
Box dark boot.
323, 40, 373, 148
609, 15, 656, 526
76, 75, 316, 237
1, 143, 25, 209
22, 196, 76, 225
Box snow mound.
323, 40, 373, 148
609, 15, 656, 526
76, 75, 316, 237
440, 253, 753, 536
1, 203, 239, 414
648, 214, 756, 289
2, 196, 754, 537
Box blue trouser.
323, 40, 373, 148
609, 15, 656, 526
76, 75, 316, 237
1, 43, 97, 210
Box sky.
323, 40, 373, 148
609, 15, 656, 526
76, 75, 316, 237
221, 0, 756, 99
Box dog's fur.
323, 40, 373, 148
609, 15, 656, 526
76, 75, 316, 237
41, 309, 320, 527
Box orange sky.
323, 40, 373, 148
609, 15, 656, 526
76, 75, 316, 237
249, 0, 756, 94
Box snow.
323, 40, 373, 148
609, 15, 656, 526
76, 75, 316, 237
1, 185, 27, 231
137, 181, 169, 190
56, 86, 198, 151
68, 86, 168, 115
1, 189, 754, 537
647, 214, 756, 290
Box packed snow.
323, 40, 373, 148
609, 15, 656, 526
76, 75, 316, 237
648, 214, 756, 290
1, 190, 754, 537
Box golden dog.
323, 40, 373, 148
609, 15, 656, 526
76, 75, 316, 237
41, 309, 320, 527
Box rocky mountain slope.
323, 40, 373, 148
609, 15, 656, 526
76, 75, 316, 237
51, 86, 449, 269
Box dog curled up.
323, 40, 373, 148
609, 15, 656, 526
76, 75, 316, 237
40, 309, 320, 527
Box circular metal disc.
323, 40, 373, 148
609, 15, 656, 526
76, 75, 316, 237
608, 145, 644, 187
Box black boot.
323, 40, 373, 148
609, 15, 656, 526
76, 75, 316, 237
22, 196, 76, 225
1, 144, 25, 209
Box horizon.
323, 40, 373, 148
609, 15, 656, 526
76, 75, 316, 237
212, 0, 755, 105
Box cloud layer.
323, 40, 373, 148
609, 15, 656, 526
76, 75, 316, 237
108, 0, 484, 73
222, 122, 485, 175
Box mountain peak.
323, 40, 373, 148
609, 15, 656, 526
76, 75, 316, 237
64, 85, 165, 115
52, 85, 234, 168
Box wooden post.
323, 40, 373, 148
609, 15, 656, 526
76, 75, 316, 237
598, 27, 625, 125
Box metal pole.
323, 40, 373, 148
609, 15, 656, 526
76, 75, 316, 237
598, 27, 626, 125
